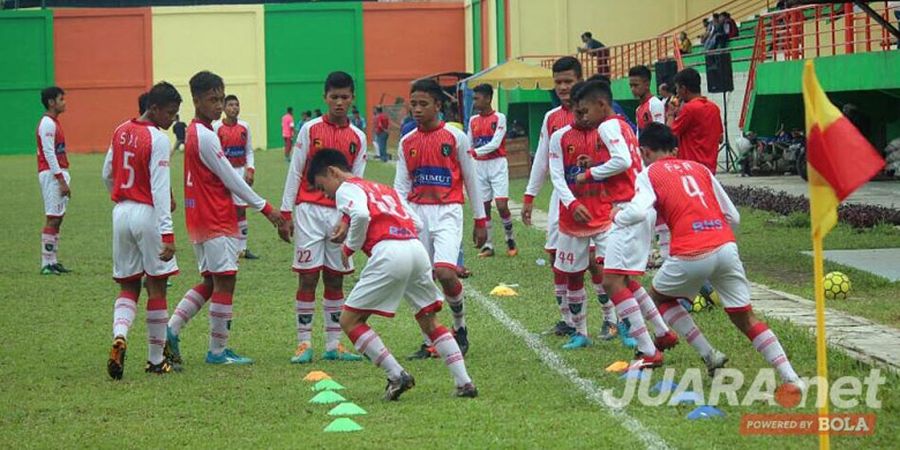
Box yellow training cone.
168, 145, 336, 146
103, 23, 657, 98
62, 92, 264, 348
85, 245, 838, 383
489, 284, 518, 297
605, 361, 629, 373
303, 370, 332, 382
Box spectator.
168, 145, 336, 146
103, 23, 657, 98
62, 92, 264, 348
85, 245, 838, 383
281, 106, 294, 161
400, 110, 416, 138
704, 13, 725, 50
172, 114, 186, 154
701, 16, 715, 46
372, 106, 390, 162
578, 31, 609, 76
679, 31, 693, 54
350, 107, 366, 133
723, 12, 739, 39
297, 110, 311, 130
665, 68, 723, 173
314, 108, 322, 118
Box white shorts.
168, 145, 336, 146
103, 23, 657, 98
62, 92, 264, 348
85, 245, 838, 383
545, 190, 560, 252
652, 242, 751, 313
39, 170, 70, 217
411, 203, 463, 271
475, 157, 509, 202
231, 166, 247, 207
112, 201, 179, 281
553, 230, 608, 274
344, 239, 443, 318
604, 210, 656, 276
193, 236, 240, 276
293, 202, 353, 274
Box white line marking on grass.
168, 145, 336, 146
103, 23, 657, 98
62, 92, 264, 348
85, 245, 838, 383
467, 285, 671, 450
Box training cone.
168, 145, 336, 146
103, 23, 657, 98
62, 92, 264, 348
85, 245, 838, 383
687, 405, 725, 420
328, 402, 368, 416
324, 418, 363, 433
489, 284, 518, 297
620, 370, 649, 381
303, 370, 332, 382
651, 380, 679, 394
309, 390, 347, 404
312, 379, 346, 391
605, 361, 629, 373
671, 391, 703, 405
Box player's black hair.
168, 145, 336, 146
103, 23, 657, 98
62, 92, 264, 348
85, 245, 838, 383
586, 73, 611, 83
582, 31, 592, 39
374, 106, 383, 113
638, 123, 678, 152
410, 79, 444, 105
287, 106, 293, 113
307, 148, 351, 182
571, 79, 613, 105
304, 110, 312, 117
138, 91, 150, 115
146, 82, 182, 109
315, 109, 323, 116
673, 67, 702, 94
472, 83, 494, 99
324, 71, 355, 94
41, 86, 65, 109
224, 94, 239, 105
628, 65, 652, 82
552, 56, 582, 78
189, 70, 224, 98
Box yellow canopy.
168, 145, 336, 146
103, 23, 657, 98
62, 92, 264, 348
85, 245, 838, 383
465, 59, 554, 90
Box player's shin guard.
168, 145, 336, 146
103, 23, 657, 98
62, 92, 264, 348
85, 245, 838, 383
554, 271, 570, 325
237, 217, 249, 253
323, 288, 344, 352
628, 280, 670, 337
744, 321, 800, 383
500, 211, 514, 241
295, 290, 315, 345
430, 325, 472, 386
592, 273, 616, 323
567, 274, 588, 336
208, 293, 233, 355
112, 291, 138, 339
483, 219, 494, 249
610, 288, 656, 356
445, 281, 466, 330
41, 227, 58, 266
659, 300, 713, 357
348, 324, 403, 380
146, 297, 168, 365
169, 283, 212, 334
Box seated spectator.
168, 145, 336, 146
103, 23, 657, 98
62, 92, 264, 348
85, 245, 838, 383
680, 31, 693, 54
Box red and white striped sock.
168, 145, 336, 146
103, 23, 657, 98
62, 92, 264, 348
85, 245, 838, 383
567, 273, 587, 336
611, 288, 656, 356
348, 324, 403, 380
323, 288, 344, 352
592, 272, 616, 323
746, 321, 800, 383
169, 283, 211, 335
430, 325, 472, 386
208, 292, 233, 355
554, 271, 570, 326
146, 297, 168, 364
444, 281, 466, 330
628, 280, 670, 337
41, 227, 58, 266
112, 290, 138, 339
659, 300, 713, 358
295, 290, 315, 346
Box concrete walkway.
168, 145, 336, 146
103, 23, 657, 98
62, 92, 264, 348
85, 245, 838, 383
716, 173, 900, 209
506, 199, 900, 373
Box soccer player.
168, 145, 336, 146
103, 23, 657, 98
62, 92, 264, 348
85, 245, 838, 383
617, 123, 804, 391
102, 82, 182, 379
665, 68, 723, 173
628, 65, 665, 133
572, 81, 676, 367
164, 71, 285, 367
281, 71, 367, 364
213, 95, 259, 260
521, 57, 581, 337
36, 86, 71, 275
468, 83, 517, 258
308, 149, 478, 400
395, 79, 487, 359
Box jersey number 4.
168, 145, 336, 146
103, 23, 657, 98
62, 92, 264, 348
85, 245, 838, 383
681, 175, 708, 208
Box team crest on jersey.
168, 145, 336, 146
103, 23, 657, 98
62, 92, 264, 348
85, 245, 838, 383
567, 144, 575, 154
441, 143, 452, 157
349, 142, 358, 154
409, 148, 417, 158
313, 138, 322, 149
490, 122, 497, 131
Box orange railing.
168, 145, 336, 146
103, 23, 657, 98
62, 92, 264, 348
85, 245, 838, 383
739, 1, 898, 127
659, 0, 772, 45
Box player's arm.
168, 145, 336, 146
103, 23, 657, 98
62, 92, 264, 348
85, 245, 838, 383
280, 124, 310, 219
244, 122, 255, 173
710, 171, 740, 229
455, 131, 486, 224
39, 118, 63, 176
615, 170, 657, 226
668, 102, 691, 133
588, 120, 631, 180
392, 138, 412, 200
472, 113, 507, 156
101, 147, 114, 193
199, 133, 272, 215
466, 116, 475, 153
649, 97, 666, 124
547, 131, 577, 208
523, 112, 551, 202
351, 128, 368, 177
150, 133, 175, 246
335, 183, 370, 256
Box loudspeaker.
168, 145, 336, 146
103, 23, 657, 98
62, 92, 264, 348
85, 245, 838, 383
705, 52, 734, 93
654, 59, 678, 91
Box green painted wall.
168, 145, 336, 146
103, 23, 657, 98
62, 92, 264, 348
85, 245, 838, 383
471, 0, 482, 73
264, 2, 365, 146
0, 10, 54, 155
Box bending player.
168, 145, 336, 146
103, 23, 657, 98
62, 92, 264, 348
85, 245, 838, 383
36, 86, 72, 275
281, 71, 366, 364
395, 79, 487, 359
213, 94, 259, 259
165, 71, 286, 367
309, 149, 478, 400
468, 83, 516, 258
617, 123, 804, 391
102, 82, 182, 379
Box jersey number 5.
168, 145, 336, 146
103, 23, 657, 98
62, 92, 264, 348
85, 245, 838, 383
681, 175, 708, 208
120, 151, 135, 189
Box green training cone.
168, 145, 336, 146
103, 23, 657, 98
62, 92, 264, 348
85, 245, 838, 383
309, 390, 347, 404
328, 402, 368, 416
324, 418, 363, 433
312, 379, 346, 391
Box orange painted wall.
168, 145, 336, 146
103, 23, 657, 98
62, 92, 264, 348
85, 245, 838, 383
53, 8, 152, 153
362, 2, 466, 133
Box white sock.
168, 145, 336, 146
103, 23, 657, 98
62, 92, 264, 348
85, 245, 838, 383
323, 290, 344, 352
554, 273, 570, 325
567, 286, 587, 336
747, 322, 800, 382
350, 324, 403, 380
208, 293, 233, 355
169, 283, 211, 335
41, 227, 58, 266
431, 326, 472, 386
660, 301, 713, 358
112, 292, 138, 339
593, 282, 616, 323
611, 288, 656, 356
146, 297, 168, 364
483, 220, 493, 249
237, 218, 248, 253
296, 291, 315, 345
629, 281, 670, 337
501, 214, 514, 241
445, 282, 466, 330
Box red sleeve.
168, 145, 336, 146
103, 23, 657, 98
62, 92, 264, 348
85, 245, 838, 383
670, 103, 692, 136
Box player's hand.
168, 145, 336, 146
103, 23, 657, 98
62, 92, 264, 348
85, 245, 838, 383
58, 178, 71, 197
473, 226, 487, 249
170, 197, 177, 212
277, 221, 292, 243
522, 203, 533, 226
244, 171, 255, 186
330, 221, 349, 244
159, 242, 176, 262
575, 173, 589, 184
341, 250, 350, 269
265, 209, 286, 232
573, 204, 593, 223
610, 206, 621, 221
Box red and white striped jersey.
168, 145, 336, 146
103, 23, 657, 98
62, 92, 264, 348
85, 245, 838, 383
616, 156, 739, 256
548, 124, 612, 237
524, 105, 574, 202
281, 115, 367, 214
213, 119, 254, 169
36, 115, 68, 174
336, 177, 418, 257
587, 116, 644, 204
635, 95, 665, 133
184, 119, 271, 244
467, 111, 507, 160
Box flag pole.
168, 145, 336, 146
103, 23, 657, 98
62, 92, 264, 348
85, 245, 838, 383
812, 236, 830, 450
